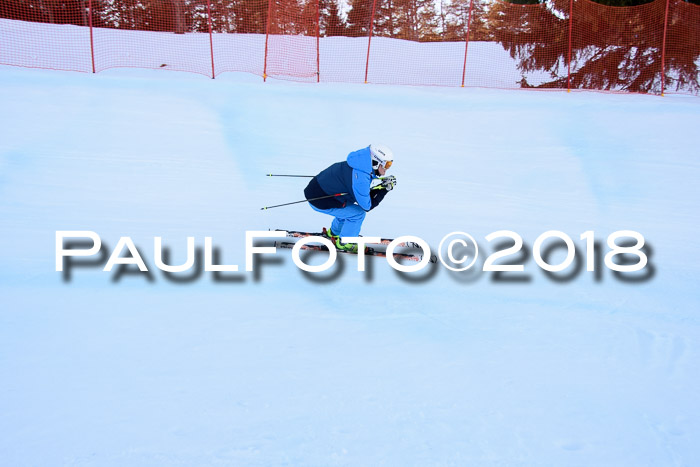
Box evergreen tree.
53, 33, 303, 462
368, 0, 439, 40
346, 0, 373, 36
301, 0, 328, 35
392, 0, 439, 41
266, 0, 305, 35
489, 0, 699, 93
444, 0, 490, 41
373, 0, 397, 37
320, 0, 346, 36
231, 0, 268, 33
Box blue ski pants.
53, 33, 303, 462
310, 203, 367, 237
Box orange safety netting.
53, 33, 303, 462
364, 0, 469, 87
91, 0, 214, 76
1, 0, 698, 94
265, 0, 319, 82
570, 0, 666, 93
481, 0, 571, 90
210, 0, 266, 77
1, 0, 93, 73
664, 0, 700, 94
321, 0, 372, 83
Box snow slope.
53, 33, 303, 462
1, 64, 699, 465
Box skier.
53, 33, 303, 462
304, 144, 397, 252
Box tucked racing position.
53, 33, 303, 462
304, 144, 396, 253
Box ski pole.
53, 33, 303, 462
266, 174, 314, 178
261, 193, 348, 210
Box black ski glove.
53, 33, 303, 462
370, 188, 388, 210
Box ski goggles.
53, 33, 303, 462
372, 158, 393, 169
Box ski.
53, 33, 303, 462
275, 229, 423, 249
275, 241, 436, 263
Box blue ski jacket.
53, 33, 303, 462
305, 146, 375, 211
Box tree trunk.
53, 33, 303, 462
80, 0, 87, 26
173, 0, 185, 34
40, 0, 55, 23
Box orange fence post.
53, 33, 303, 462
660, 0, 672, 96
567, 0, 574, 92
364, 0, 379, 84
88, 0, 95, 73
316, 0, 320, 82
461, 0, 475, 87
263, 0, 273, 81
207, 0, 215, 79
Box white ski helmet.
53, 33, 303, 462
369, 144, 394, 169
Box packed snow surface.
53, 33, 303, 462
1, 65, 699, 465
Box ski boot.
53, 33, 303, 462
323, 227, 359, 253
